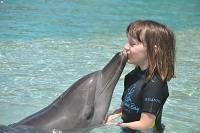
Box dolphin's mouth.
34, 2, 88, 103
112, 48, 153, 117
98, 71, 119, 95
97, 51, 127, 95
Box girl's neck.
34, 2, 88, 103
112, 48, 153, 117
139, 60, 148, 70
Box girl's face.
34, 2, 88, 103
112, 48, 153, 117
124, 35, 148, 69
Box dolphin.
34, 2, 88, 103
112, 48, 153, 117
1, 51, 127, 133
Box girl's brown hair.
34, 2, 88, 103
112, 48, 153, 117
126, 20, 176, 81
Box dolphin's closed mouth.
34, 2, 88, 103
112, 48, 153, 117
98, 51, 127, 95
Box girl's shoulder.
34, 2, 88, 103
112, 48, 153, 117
144, 73, 169, 97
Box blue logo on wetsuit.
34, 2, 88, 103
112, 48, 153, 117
123, 83, 140, 113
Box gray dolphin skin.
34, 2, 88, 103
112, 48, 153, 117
1, 51, 127, 133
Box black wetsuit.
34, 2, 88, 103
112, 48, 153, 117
121, 67, 169, 133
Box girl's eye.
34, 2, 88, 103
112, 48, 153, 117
130, 43, 136, 46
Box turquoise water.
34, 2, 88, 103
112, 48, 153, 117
0, 0, 200, 132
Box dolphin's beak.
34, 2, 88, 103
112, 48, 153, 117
122, 48, 127, 55
121, 49, 128, 63
97, 51, 127, 95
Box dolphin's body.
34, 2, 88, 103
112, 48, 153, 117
1, 51, 127, 133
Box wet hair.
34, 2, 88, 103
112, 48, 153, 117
126, 20, 176, 81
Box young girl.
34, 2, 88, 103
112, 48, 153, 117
105, 20, 175, 133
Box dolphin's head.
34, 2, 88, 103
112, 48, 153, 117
91, 50, 127, 125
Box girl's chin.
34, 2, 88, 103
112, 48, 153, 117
127, 59, 136, 65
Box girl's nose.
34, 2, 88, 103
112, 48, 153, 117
124, 43, 130, 51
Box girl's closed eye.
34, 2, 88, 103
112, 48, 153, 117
129, 41, 140, 46
129, 38, 140, 46
130, 43, 136, 47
